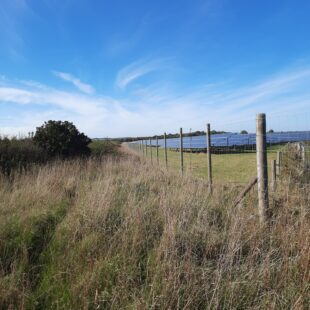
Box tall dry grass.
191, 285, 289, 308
0, 155, 309, 309
0, 137, 48, 176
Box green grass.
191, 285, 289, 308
142, 146, 281, 184
0, 199, 70, 309
89, 140, 120, 156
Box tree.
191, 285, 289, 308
33, 121, 91, 157
240, 130, 248, 134
268, 129, 274, 133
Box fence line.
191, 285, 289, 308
126, 113, 310, 224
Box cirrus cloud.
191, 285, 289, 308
53, 71, 95, 94
116, 58, 168, 89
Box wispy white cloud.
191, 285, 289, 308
53, 71, 95, 94
0, 85, 105, 116
116, 58, 168, 89
0, 64, 310, 137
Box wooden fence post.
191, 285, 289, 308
145, 140, 148, 158
164, 132, 168, 169
276, 151, 281, 176
256, 113, 269, 223
271, 159, 276, 191
150, 138, 153, 163
206, 123, 213, 193
180, 128, 184, 174
156, 136, 159, 164
142, 141, 145, 157
300, 143, 306, 167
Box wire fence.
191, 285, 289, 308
128, 117, 310, 184
127, 113, 310, 189
126, 112, 310, 224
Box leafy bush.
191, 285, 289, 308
33, 121, 91, 157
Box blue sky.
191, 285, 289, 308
0, 0, 310, 137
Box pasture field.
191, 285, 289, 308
151, 146, 280, 184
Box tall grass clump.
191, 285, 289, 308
0, 136, 119, 177
0, 155, 309, 309
0, 137, 48, 176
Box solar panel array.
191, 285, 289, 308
140, 131, 310, 149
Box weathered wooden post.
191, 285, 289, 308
206, 123, 213, 193
300, 143, 306, 167
156, 136, 159, 164
145, 140, 148, 158
256, 113, 269, 223
271, 159, 276, 191
276, 151, 282, 176
142, 140, 145, 157
180, 128, 184, 174
164, 132, 168, 169
150, 138, 153, 163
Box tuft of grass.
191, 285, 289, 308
0, 155, 309, 309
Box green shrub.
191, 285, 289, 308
33, 121, 91, 157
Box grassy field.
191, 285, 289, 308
0, 155, 309, 309
0, 141, 308, 308
0, 156, 310, 309
136, 146, 281, 184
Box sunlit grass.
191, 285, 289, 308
139, 146, 280, 184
